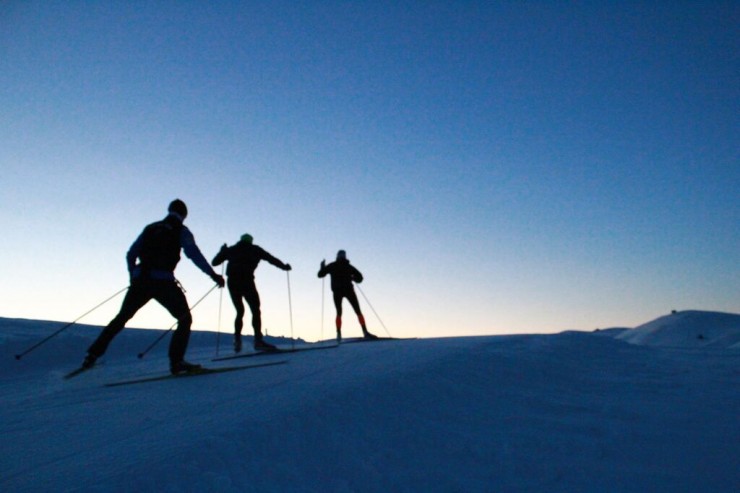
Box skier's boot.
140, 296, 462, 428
234, 335, 242, 353
362, 330, 378, 340
336, 328, 342, 343
253, 335, 276, 351
170, 360, 202, 375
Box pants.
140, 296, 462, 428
333, 288, 366, 331
228, 278, 262, 338
87, 279, 192, 363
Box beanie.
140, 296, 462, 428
240, 233, 253, 244
168, 199, 188, 218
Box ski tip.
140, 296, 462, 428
63, 367, 87, 380
137, 353, 144, 359
14, 354, 21, 360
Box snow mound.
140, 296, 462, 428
592, 327, 631, 337
617, 310, 740, 349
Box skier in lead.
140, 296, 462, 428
211, 233, 291, 353
318, 250, 376, 342
81, 199, 225, 374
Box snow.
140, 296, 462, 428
617, 310, 740, 349
2, 312, 739, 492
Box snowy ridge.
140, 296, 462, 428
616, 310, 740, 349
2, 317, 739, 492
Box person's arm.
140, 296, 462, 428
351, 265, 363, 284
125, 232, 144, 275
181, 227, 225, 285
317, 260, 328, 278
211, 244, 229, 266
260, 247, 291, 271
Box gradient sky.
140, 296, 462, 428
1, 1, 738, 342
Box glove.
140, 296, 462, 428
212, 273, 226, 288
284, 263, 292, 271
320, 259, 326, 269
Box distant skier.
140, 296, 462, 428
211, 234, 291, 353
318, 250, 376, 342
81, 199, 225, 374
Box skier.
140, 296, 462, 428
81, 199, 225, 374
211, 233, 291, 352
317, 250, 376, 342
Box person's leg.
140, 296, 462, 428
86, 283, 151, 362
228, 280, 245, 351
333, 292, 344, 341
245, 284, 273, 349
346, 290, 375, 338
154, 281, 192, 365
244, 283, 262, 338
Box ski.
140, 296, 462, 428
341, 337, 416, 344
212, 343, 338, 362
103, 360, 287, 387
63, 367, 90, 380
63, 362, 105, 380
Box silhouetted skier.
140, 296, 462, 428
318, 250, 376, 342
82, 199, 225, 374
211, 233, 291, 352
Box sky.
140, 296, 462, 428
1, 1, 738, 342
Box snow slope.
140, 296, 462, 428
617, 310, 740, 348
1, 316, 739, 492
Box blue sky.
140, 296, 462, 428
1, 1, 738, 342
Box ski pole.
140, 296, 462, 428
137, 283, 219, 359
320, 276, 325, 342
14, 286, 128, 360
215, 264, 225, 356
287, 270, 295, 350
356, 285, 392, 338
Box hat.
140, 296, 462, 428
240, 233, 253, 244
168, 199, 188, 218
336, 250, 346, 260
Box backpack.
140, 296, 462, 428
138, 216, 183, 274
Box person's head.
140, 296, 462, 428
240, 233, 253, 244
168, 199, 188, 220
336, 250, 347, 261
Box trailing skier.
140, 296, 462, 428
317, 250, 376, 342
211, 233, 291, 353
81, 199, 225, 375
